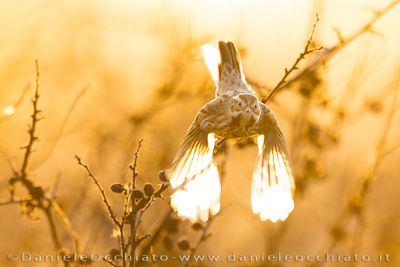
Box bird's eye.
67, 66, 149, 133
253, 105, 257, 109
238, 102, 242, 107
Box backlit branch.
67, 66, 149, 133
261, 14, 323, 103
1, 61, 81, 254
252, 1, 400, 102
75, 155, 120, 227
311, 79, 399, 267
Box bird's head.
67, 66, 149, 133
230, 93, 261, 122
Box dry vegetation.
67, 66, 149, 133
1, 1, 400, 267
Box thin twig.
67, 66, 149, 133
51, 201, 81, 253
381, 143, 400, 159
104, 256, 117, 267
284, 0, 399, 88
20, 60, 42, 179
252, 1, 399, 102
261, 14, 323, 103
75, 154, 127, 266
185, 212, 222, 267
135, 184, 169, 230
129, 139, 143, 189
119, 192, 130, 267
313, 79, 399, 267
184, 156, 227, 267
1, 61, 80, 255
139, 209, 173, 258
129, 139, 143, 267
43, 206, 62, 250
35, 84, 89, 167
0, 196, 33, 206
75, 155, 120, 227
17, 61, 63, 250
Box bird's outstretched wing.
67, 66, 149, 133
168, 100, 222, 222
201, 41, 255, 97
250, 103, 295, 222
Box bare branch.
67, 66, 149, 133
129, 139, 143, 189
381, 143, 400, 159
51, 201, 81, 253
1, 61, 80, 254
314, 79, 399, 267
261, 14, 323, 103
185, 212, 222, 267
35, 84, 89, 168
139, 209, 173, 257
128, 139, 144, 267
20, 60, 42, 179
75, 155, 120, 227
282, 0, 399, 90
43, 206, 62, 250
252, 1, 400, 102
103, 256, 118, 267
0, 196, 32, 206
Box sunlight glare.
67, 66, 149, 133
251, 135, 294, 222
3, 105, 15, 116
170, 134, 220, 222
201, 44, 220, 85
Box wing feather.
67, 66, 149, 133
168, 104, 221, 222
250, 103, 295, 222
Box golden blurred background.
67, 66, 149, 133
1, 0, 400, 266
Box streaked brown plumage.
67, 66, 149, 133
168, 41, 295, 222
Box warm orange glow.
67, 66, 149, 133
170, 134, 221, 222
201, 44, 220, 85
0, 0, 399, 259
3, 105, 15, 116
251, 135, 295, 222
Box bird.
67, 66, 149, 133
167, 41, 295, 223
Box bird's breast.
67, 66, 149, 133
213, 112, 257, 139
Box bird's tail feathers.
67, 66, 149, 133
218, 41, 244, 81
201, 41, 245, 87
